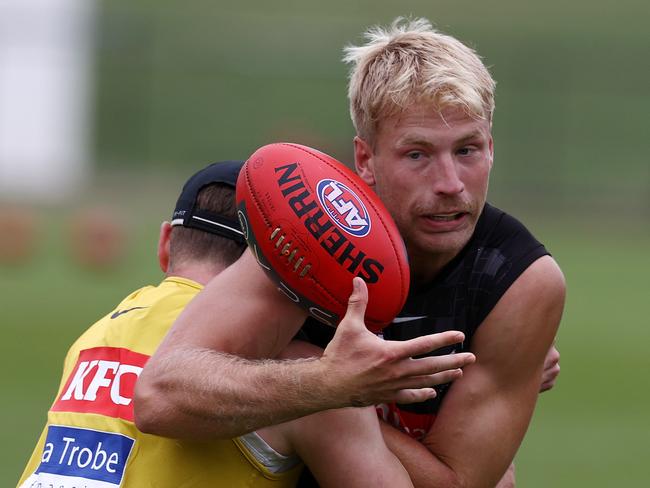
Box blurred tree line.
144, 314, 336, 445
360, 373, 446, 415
93, 0, 649, 220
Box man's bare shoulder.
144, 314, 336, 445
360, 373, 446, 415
502, 255, 565, 314
471, 254, 565, 371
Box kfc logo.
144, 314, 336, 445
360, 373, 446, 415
51, 347, 149, 422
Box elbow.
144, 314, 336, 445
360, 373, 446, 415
132, 377, 167, 436
132, 368, 188, 438
133, 409, 160, 436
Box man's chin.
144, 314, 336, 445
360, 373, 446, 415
412, 229, 473, 259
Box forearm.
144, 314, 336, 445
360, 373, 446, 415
381, 418, 522, 488
135, 314, 473, 440
135, 346, 341, 439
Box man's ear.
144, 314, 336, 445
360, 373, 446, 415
488, 135, 494, 168
353, 136, 376, 187
157, 221, 172, 273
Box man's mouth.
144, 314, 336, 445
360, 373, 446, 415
427, 212, 466, 222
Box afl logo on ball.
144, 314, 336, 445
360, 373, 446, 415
317, 179, 371, 237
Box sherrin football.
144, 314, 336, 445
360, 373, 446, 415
236, 143, 409, 332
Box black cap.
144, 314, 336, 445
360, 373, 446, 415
171, 160, 246, 244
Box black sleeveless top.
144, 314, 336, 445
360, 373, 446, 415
377, 203, 548, 414
297, 203, 548, 485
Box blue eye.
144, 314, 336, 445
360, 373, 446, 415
407, 151, 423, 160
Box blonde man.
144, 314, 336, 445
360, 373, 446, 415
338, 17, 563, 487
136, 18, 564, 488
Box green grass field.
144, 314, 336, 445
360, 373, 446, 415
515, 221, 649, 487
2, 205, 647, 486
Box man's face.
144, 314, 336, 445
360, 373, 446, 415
354, 106, 493, 274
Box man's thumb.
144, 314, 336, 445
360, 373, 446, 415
342, 277, 368, 324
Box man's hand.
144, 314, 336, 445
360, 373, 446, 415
321, 277, 476, 407
540, 344, 560, 392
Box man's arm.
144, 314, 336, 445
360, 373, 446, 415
289, 406, 414, 488
378, 341, 558, 488
381, 256, 566, 488
135, 253, 475, 439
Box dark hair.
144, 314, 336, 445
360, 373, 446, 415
169, 183, 245, 269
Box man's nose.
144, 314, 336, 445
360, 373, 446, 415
430, 156, 465, 195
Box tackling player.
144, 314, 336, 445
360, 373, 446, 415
19, 161, 469, 487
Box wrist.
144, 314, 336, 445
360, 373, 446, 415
297, 356, 349, 411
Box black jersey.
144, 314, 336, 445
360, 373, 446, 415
297, 203, 549, 486
301, 203, 548, 419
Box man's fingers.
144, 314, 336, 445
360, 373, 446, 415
543, 345, 560, 369
388, 365, 471, 404
393, 388, 437, 405
392, 369, 463, 390
402, 352, 475, 378
539, 381, 553, 393
389, 330, 466, 358
539, 344, 560, 393
540, 363, 560, 392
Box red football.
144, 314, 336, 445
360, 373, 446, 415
236, 142, 409, 332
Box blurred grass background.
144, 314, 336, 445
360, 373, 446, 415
2, 1, 648, 486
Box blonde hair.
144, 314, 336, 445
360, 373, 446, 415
344, 17, 496, 142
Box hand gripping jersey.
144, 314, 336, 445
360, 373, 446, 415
301, 204, 550, 440
18, 277, 302, 488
